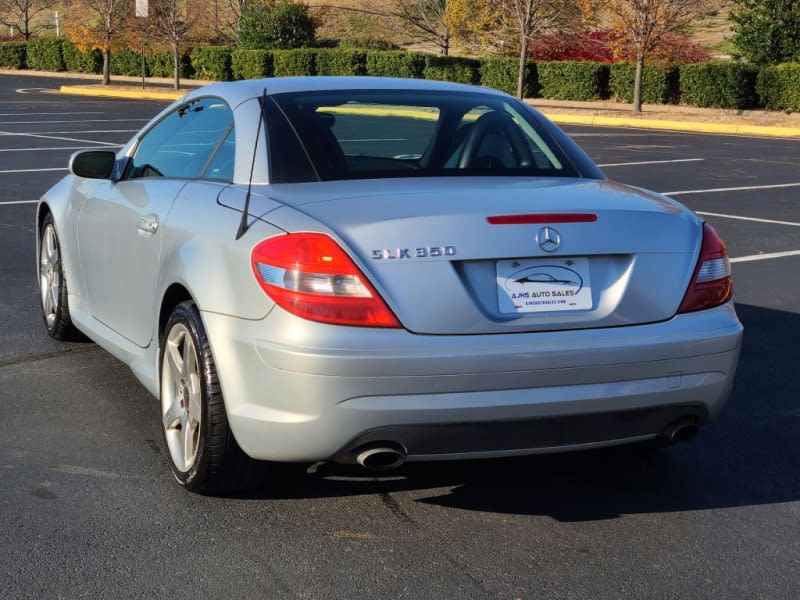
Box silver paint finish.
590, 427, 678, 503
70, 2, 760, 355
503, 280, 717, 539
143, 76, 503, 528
35, 77, 743, 465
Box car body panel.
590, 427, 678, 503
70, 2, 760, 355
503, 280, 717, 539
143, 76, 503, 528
251, 178, 700, 334
76, 178, 186, 347
201, 303, 741, 461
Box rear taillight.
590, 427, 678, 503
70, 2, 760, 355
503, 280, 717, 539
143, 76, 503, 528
678, 223, 733, 314
251, 232, 400, 328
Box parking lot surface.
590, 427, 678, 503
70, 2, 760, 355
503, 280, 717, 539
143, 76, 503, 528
1, 74, 798, 599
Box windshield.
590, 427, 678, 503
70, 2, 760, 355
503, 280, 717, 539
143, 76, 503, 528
267, 90, 580, 183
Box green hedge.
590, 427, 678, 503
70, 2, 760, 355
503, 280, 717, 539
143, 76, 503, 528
365, 50, 425, 78
0, 42, 27, 69
27, 38, 64, 72
190, 46, 233, 81
537, 61, 609, 101
110, 48, 146, 76
424, 55, 479, 84
147, 51, 193, 79
272, 48, 316, 76
61, 40, 101, 74
609, 63, 680, 104
231, 49, 274, 80
315, 48, 366, 76
679, 62, 759, 109
480, 57, 537, 97
756, 63, 800, 112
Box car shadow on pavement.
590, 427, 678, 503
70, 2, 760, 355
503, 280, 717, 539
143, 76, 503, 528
242, 303, 800, 521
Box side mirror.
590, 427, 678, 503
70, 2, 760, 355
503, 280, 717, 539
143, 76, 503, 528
69, 149, 117, 179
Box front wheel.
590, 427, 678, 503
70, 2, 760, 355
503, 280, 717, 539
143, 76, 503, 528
38, 213, 83, 341
160, 301, 263, 493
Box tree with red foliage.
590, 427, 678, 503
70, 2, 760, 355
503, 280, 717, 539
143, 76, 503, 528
528, 29, 710, 64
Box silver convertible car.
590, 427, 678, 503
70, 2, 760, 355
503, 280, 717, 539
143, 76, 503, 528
37, 77, 743, 493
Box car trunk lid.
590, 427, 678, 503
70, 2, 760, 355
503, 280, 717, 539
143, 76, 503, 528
248, 177, 702, 334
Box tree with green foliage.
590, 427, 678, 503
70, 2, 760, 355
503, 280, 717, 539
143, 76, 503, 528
237, 0, 315, 49
731, 0, 800, 65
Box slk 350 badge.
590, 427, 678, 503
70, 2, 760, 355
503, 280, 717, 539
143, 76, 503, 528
371, 246, 457, 259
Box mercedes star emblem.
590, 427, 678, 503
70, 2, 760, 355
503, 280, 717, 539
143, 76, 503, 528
536, 226, 561, 253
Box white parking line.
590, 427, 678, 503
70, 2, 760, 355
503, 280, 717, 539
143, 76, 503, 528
697, 211, 800, 228
0, 119, 147, 125
665, 182, 800, 196
0, 145, 122, 152
36, 130, 137, 135
2, 132, 120, 146
731, 250, 800, 264
598, 158, 703, 168
0, 168, 66, 174
0, 112, 102, 116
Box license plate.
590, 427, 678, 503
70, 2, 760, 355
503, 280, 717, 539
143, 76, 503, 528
496, 257, 592, 313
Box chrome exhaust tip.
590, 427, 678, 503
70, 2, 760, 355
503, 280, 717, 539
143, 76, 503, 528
356, 446, 407, 471
660, 419, 700, 444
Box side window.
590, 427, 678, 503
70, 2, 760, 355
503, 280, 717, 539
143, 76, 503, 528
203, 126, 235, 181
127, 97, 233, 180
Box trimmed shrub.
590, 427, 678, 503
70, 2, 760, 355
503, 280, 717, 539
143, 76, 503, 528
231, 49, 274, 80
756, 63, 800, 112
480, 57, 537, 97
111, 48, 147, 77
365, 50, 426, 78
609, 63, 680, 104
315, 48, 366, 76
27, 38, 64, 72
679, 62, 759, 109
272, 48, 316, 76
423, 55, 479, 84
61, 39, 102, 74
238, 0, 315, 50
0, 42, 27, 69
536, 61, 609, 101
147, 51, 193, 79
190, 46, 233, 81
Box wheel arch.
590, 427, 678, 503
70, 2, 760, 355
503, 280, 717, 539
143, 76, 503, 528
158, 283, 194, 342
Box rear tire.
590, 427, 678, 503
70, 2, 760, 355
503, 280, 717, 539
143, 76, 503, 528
160, 301, 264, 494
38, 213, 84, 341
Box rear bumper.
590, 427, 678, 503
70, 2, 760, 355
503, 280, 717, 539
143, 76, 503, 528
202, 303, 742, 462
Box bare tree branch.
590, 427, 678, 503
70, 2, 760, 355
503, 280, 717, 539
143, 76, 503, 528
0, 0, 56, 40
604, 0, 709, 111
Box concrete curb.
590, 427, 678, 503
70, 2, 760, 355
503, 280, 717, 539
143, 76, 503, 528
543, 113, 800, 139
60, 85, 186, 101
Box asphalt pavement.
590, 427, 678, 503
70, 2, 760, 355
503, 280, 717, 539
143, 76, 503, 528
1, 73, 799, 599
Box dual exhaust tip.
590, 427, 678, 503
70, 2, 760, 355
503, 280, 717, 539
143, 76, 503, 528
353, 418, 700, 471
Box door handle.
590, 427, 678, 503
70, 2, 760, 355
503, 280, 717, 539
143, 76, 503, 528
137, 214, 159, 235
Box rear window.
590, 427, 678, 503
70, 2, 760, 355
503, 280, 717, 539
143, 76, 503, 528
267, 90, 578, 183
